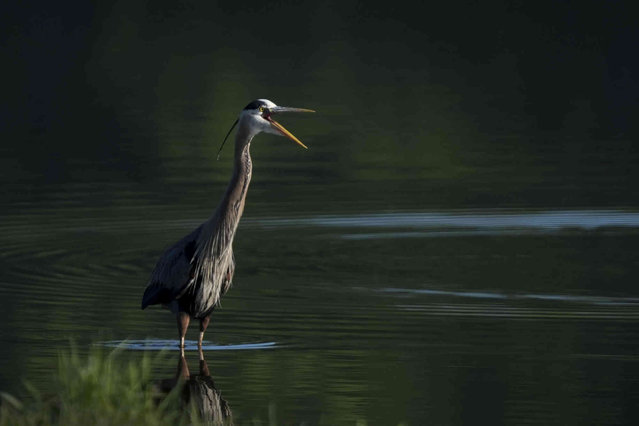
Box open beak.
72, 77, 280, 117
265, 106, 315, 149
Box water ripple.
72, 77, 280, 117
381, 287, 639, 306
98, 339, 277, 351
381, 287, 639, 320
396, 304, 639, 320
250, 209, 639, 238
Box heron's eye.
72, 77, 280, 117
258, 106, 265, 112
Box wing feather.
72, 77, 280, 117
141, 226, 201, 309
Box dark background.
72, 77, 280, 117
2, 0, 638, 193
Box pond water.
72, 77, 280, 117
2, 173, 639, 424
2, 2, 639, 425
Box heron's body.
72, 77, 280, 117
141, 99, 312, 347
141, 126, 251, 318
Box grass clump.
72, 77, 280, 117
0, 345, 199, 426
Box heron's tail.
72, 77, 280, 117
141, 283, 166, 309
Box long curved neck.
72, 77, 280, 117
192, 124, 254, 290
216, 124, 253, 233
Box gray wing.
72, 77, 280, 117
141, 226, 201, 309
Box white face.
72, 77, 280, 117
239, 99, 281, 138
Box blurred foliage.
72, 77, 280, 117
0, 346, 190, 426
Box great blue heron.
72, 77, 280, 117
141, 99, 314, 348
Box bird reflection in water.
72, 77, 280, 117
157, 348, 232, 425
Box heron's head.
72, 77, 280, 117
217, 99, 314, 159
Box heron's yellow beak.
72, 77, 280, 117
269, 119, 308, 149
267, 106, 315, 149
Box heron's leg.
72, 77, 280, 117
177, 312, 190, 348
177, 348, 190, 379
198, 346, 210, 376
198, 316, 211, 347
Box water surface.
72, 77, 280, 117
1, 195, 638, 424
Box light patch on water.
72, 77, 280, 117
395, 303, 639, 320
340, 230, 520, 239
251, 210, 639, 239
98, 339, 277, 351
382, 287, 509, 300
382, 287, 639, 306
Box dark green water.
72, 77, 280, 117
2, 1, 639, 425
